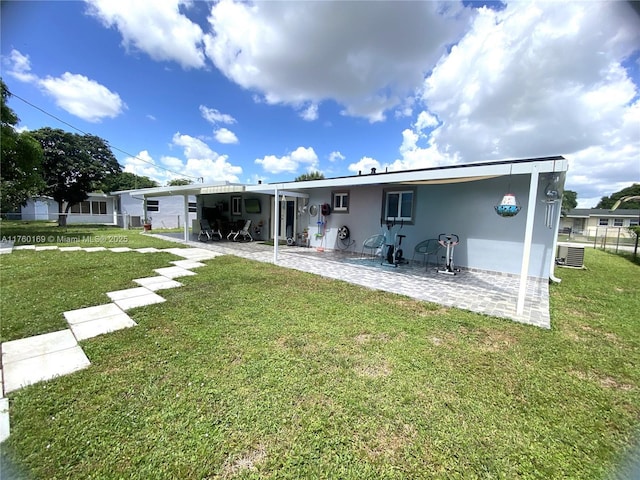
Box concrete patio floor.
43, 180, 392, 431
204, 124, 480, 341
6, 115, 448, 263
153, 233, 552, 329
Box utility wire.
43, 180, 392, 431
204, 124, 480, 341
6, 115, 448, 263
6, 88, 202, 182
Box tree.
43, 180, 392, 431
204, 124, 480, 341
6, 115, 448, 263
1, 79, 44, 214
295, 171, 325, 182
31, 127, 121, 226
595, 184, 640, 209
561, 189, 577, 215
167, 178, 192, 186
100, 172, 158, 192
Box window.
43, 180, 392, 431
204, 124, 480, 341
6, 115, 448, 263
631, 219, 639, 227
231, 196, 242, 216
92, 201, 107, 215
147, 200, 159, 212
613, 218, 624, 227
384, 190, 414, 222
598, 218, 609, 226
70, 201, 91, 214
188, 202, 197, 213
332, 191, 349, 213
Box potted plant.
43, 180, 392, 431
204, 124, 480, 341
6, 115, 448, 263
143, 217, 152, 231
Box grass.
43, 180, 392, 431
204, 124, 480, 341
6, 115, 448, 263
0, 222, 639, 478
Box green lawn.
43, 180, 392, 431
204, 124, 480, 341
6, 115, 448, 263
0, 222, 639, 479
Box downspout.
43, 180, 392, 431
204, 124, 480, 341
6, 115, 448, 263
549, 196, 563, 284
517, 166, 539, 316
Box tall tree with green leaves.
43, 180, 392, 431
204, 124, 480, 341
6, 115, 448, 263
100, 172, 158, 192
31, 127, 121, 226
1, 79, 44, 214
167, 178, 192, 186
295, 171, 325, 182
561, 189, 577, 215
595, 184, 640, 209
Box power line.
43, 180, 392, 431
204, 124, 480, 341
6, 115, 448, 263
6, 88, 202, 182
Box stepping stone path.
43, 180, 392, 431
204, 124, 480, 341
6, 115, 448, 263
0, 245, 221, 443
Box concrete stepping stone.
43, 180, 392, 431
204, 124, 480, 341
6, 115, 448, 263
64, 303, 136, 341
59, 246, 83, 252
83, 247, 107, 252
134, 247, 160, 253
133, 276, 183, 291
106, 287, 166, 311
13, 245, 35, 250
35, 245, 58, 251
171, 260, 206, 269
1, 330, 90, 393
154, 266, 196, 279
109, 247, 132, 252
0, 397, 9, 443
165, 248, 220, 261
0, 240, 14, 254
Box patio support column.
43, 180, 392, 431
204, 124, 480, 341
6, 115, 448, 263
517, 166, 539, 316
273, 186, 279, 263
183, 194, 189, 242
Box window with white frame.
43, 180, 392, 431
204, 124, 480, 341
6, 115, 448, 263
613, 218, 624, 227
231, 196, 242, 216
147, 200, 159, 212
92, 201, 107, 215
631, 219, 639, 227
332, 191, 349, 213
384, 189, 414, 222
188, 202, 197, 213
598, 218, 609, 226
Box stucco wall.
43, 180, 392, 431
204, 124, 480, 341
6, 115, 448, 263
298, 174, 560, 278
118, 195, 196, 229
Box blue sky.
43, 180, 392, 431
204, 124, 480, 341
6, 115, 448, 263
1, 0, 639, 207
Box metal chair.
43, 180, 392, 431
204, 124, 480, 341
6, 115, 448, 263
227, 219, 253, 242
198, 219, 222, 241
361, 234, 385, 260
411, 238, 442, 270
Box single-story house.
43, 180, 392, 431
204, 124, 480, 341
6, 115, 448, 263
110, 187, 199, 229
19, 193, 117, 224
559, 208, 640, 237
124, 156, 569, 317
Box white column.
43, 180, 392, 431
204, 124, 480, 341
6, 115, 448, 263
183, 194, 189, 242
273, 187, 279, 263
517, 167, 539, 316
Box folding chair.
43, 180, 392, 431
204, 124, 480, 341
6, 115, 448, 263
361, 234, 385, 260
411, 238, 442, 269
198, 219, 222, 241
227, 219, 253, 242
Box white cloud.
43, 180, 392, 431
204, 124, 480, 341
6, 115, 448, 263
85, 0, 206, 69
329, 151, 345, 162
3, 49, 38, 83
255, 146, 319, 175
204, 0, 470, 122
3, 48, 126, 123
347, 156, 381, 175
39, 73, 126, 123
300, 104, 318, 122
393, 2, 640, 207
199, 105, 236, 125
214, 127, 238, 144
171, 132, 242, 182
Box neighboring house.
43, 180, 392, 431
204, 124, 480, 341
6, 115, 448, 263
123, 156, 569, 317
110, 186, 200, 229
20, 193, 117, 224
559, 209, 640, 237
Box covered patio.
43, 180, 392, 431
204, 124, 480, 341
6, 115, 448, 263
151, 233, 551, 328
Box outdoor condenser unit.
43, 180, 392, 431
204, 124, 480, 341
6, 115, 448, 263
556, 244, 585, 268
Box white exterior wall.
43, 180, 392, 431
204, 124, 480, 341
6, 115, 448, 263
118, 194, 196, 229
297, 173, 562, 278
21, 195, 116, 224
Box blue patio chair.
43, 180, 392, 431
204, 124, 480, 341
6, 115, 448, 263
411, 239, 442, 269
361, 234, 385, 260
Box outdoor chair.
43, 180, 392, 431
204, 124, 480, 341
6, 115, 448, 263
411, 238, 442, 269
361, 234, 385, 260
198, 219, 222, 241
227, 219, 253, 242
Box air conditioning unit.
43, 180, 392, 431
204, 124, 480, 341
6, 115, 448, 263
556, 244, 585, 268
